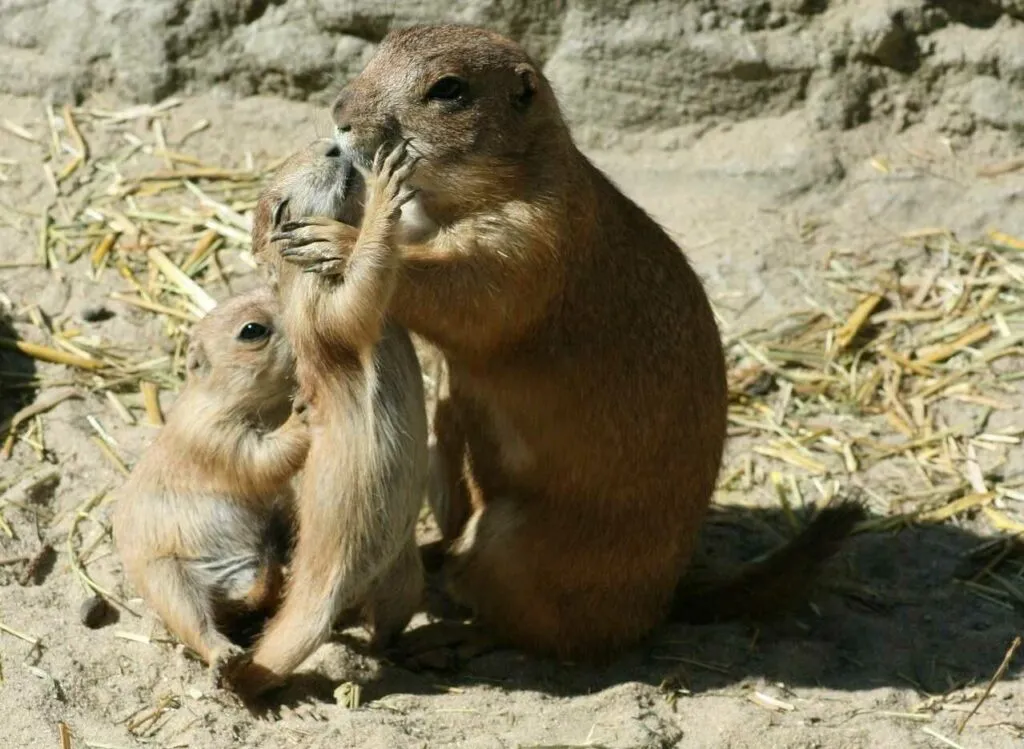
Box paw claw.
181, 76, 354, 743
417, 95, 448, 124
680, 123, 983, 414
372, 143, 389, 174
392, 155, 421, 186
381, 140, 408, 176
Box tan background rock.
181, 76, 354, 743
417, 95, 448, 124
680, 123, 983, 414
3, 1, 1023, 141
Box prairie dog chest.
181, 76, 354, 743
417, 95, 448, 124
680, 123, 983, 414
395, 195, 437, 244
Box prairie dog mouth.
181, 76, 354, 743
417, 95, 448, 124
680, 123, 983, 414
328, 131, 437, 242
332, 128, 427, 177
326, 156, 364, 226
280, 141, 366, 227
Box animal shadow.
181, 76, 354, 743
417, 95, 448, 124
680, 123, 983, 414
399, 503, 1023, 699
232, 626, 446, 714
0, 310, 37, 426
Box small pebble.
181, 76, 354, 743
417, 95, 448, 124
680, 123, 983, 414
79, 594, 113, 629
747, 371, 775, 396
81, 306, 114, 323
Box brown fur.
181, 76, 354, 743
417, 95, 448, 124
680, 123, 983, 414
112, 287, 308, 679
230, 140, 428, 696
321, 24, 861, 660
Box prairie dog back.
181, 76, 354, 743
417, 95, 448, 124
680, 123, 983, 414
230, 140, 428, 697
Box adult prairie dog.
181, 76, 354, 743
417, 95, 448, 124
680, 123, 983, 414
112, 287, 308, 678
231, 140, 428, 696
319, 24, 863, 660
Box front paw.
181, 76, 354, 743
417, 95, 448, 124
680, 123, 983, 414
225, 660, 287, 700
281, 399, 312, 452
364, 140, 420, 227
210, 643, 247, 690
272, 218, 358, 276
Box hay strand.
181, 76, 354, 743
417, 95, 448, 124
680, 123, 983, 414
0, 338, 102, 370
140, 382, 164, 426
957, 635, 1022, 734
146, 248, 217, 314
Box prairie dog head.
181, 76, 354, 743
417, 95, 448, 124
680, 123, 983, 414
330, 25, 567, 210
253, 138, 365, 269
253, 138, 435, 277
185, 286, 295, 409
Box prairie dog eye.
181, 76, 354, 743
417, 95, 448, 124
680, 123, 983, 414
237, 322, 271, 341
426, 76, 468, 102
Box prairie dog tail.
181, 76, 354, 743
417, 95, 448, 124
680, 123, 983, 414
671, 500, 865, 624
243, 564, 347, 687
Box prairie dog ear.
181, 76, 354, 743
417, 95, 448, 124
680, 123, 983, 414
185, 340, 211, 381
272, 198, 290, 229
512, 63, 538, 111
252, 196, 275, 262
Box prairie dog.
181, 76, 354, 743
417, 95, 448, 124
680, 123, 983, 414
319, 25, 863, 660
232, 140, 428, 696
112, 287, 308, 677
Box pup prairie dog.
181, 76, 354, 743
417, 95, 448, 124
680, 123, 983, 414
231, 140, 428, 696
318, 24, 864, 660
112, 287, 308, 678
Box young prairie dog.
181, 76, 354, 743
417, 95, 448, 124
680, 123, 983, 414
230, 140, 428, 696
112, 287, 308, 678
317, 25, 864, 660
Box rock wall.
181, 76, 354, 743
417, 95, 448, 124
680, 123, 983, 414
2, 0, 1023, 139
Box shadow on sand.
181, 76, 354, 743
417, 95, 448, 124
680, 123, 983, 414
258, 501, 1023, 709
0, 310, 38, 432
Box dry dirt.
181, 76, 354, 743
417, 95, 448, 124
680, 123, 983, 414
1, 87, 1023, 749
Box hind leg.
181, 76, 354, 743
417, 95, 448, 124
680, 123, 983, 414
423, 498, 673, 662
365, 539, 425, 651
142, 559, 245, 683
426, 397, 472, 547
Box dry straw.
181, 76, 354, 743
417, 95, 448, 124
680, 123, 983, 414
1, 103, 1022, 596
0, 104, 1021, 736
723, 226, 1024, 608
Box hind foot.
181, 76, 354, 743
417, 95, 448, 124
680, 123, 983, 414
392, 621, 497, 672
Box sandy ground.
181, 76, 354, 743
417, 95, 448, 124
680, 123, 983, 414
1, 92, 1023, 749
